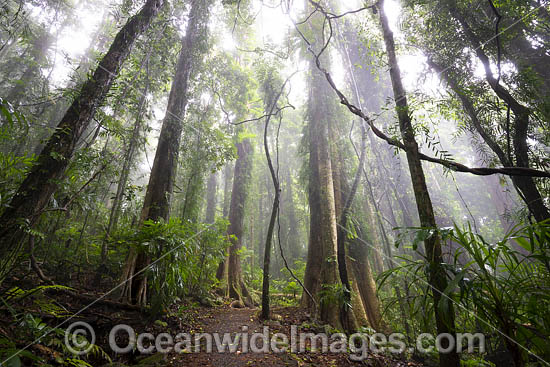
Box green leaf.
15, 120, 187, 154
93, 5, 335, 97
438, 267, 468, 322
5, 355, 21, 367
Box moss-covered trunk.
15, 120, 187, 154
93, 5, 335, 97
301, 46, 342, 328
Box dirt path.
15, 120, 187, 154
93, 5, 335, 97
174, 306, 298, 366
166, 305, 418, 367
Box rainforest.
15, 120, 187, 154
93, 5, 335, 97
0, 0, 549, 366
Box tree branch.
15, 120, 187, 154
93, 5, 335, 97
290, 2, 550, 179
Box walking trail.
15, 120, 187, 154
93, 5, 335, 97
169, 305, 415, 367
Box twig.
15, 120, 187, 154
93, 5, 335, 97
39, 161, 111, 215
232, 105, 295, 125
29, 236, 53, 284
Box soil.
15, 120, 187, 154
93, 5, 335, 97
167, 304, 419, 367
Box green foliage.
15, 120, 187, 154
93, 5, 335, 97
0, 98, 27, 133
239, 245, 260, 288
0, 313, 110, 366
0, 99, 35, 211
110, 218, 230, 312
394, 226, 437, 251
461, 358, 495, 367
442, 223, 550, 362
0, 152, 35, 211
2, 284, 73, 318
0, 337, 42, 367
319, 283, 352, 310
382, 222, 550, 364
0, 287, 102, 364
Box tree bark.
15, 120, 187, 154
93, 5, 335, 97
215, 162, 234, 281
330, 118, 367, 332
260, 74, 289, 319
348, 224, 386, 332
284, 167, 301, 260
301, 16, 342, 326
257, 176, 265, 268
205, 172, 218, 224
223, 163, 233, 218
180, 133, 207, 223
227, 139, 254, 307
260, 116, 280, 320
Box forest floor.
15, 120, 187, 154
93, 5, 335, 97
1, 272, 421, 366
169, 304, 418, 367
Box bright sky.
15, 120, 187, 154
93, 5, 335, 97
39, 1, 110, 87
247, 0, 433, 109
43, 0, 427, 99
38, 0, 454, 144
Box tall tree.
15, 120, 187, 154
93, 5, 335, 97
205, 172, 218, 224
215, 162, 233, 281
378, 1, 461, 366
283, 167, 301, 260
300, 4, 343, 328
222, 163, 233, 218
119, 0, 212, 305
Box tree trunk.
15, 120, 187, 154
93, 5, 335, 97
301, 19, 342, 327
261, 122, 280, 320
222, 163, 233, 218
205, 172, 218, 224
102, 83, 148, 258
378, 2, 461, 366
363, 173, 410, 336
120, 0, 211, 305
363, 195, 385, 274
93, 84, 149, 287
215, 162, 234, 281
284, 167, 301, 260
0, 0, 165, 282
348, 225, 386, 332
260, 75, 288, 319
330, 116, 367, 332
227, 139, 254, 307
257, 178, 265, 268
180, 134, 207, 223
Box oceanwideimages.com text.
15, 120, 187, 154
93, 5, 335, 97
65, 321, 486, 361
